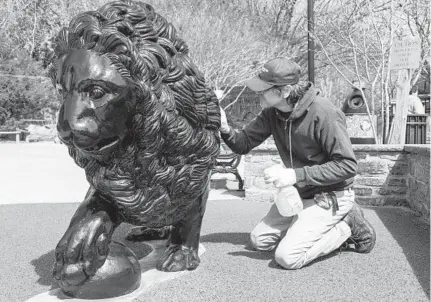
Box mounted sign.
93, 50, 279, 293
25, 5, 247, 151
390, 39, 421, 70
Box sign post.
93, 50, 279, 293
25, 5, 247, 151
387, 39, 421, 144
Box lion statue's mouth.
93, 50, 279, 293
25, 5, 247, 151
81, 136, 120, 153
60, 134, 120, 154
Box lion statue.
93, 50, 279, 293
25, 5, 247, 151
49, 0, 220, 295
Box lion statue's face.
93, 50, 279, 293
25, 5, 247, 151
55, 49, 135, 155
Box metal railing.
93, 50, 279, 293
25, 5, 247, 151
389, 114, 430, 144
405, 114, 429, 144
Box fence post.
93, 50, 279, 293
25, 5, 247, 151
388, 70, 411, 144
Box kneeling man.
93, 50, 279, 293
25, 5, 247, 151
219, 57, 376, 269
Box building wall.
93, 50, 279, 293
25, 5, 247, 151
243, 144, 430, 221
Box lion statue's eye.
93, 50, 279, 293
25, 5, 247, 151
89, 86, 106, 100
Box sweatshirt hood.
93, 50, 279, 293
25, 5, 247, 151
276, 83, 318, 122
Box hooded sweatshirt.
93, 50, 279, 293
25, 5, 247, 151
221, 84, 357, 199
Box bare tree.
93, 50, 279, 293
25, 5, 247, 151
152, 0, 306, 108
308, 0, 429, 144
403, 0, 430, 85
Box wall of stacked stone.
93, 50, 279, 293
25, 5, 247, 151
404, 145, 430, 219
243, 143, 430, 220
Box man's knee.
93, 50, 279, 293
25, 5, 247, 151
274, 247, 305, 270
250, 231, 277, 251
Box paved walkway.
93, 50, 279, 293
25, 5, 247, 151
0, 142, 245, 204
0, 143, 429, 301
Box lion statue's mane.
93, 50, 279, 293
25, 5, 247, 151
49, 0, 220, 226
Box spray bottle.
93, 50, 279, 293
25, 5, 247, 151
274, 185, 303, 217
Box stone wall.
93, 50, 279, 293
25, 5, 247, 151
243, 144, 430, 220
405, 145, 430, 218
352, 145, 409, 207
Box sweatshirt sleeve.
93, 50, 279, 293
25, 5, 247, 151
221, 108, 272, 154
294, 111, 357, 186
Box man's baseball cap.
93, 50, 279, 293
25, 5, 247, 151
245, 57, 301, 92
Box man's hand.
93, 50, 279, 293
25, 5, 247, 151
219, 107, 231, 134
264, 164, 297, 188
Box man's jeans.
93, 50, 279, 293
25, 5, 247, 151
250, 189, 354, 269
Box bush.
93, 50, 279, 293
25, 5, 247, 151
0, 49, 58, 129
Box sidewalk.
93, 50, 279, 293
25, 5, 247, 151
0, 142, 245, 205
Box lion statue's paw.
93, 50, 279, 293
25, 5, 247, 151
53, 212, 114, 295
157, 244, 200, 272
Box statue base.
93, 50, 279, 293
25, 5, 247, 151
27, 241, 206, 302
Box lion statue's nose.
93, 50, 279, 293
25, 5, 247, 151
71, 118, 100, 136
69, 118, 101, 149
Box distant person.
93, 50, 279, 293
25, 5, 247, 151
408, 86, 425, 114
219, 57, 376, 270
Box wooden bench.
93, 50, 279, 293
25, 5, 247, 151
0, 130, 26, 143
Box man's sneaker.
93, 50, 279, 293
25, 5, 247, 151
342, 202, 376, 253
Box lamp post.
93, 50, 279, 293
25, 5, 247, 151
307, 0, 315, 83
